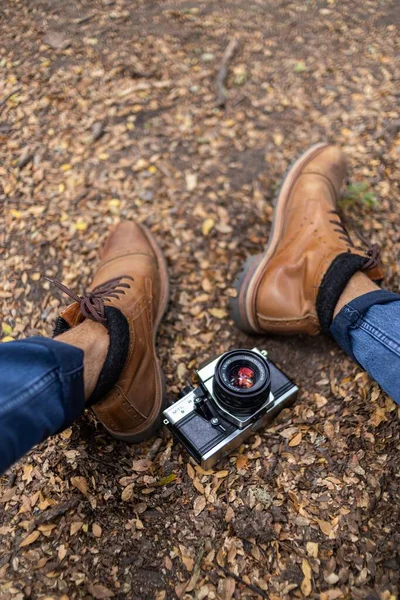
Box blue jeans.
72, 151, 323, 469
0, 338, 84, 474
330, 289, 400, 401
1, 289, 399, 474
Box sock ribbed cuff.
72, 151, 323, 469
316, 252, 368, 334
53, 306, 129, 407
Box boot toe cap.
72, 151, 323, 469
100, 221, 156, 263
303, 145, 347, 197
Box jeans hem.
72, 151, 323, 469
330, 290, 400, 360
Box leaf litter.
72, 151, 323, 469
0, 0, 399, 599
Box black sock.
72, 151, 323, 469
53, 306, 130, 406
316, 252, 368, 334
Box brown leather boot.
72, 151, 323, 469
49, 221, 169, 442
231, 143, 382, 336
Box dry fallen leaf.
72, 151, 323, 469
177, 362, 187, 380
38, 523, 56, 536
301, 576, 312, 597
314, 393, 328, 407
236, 455, 249, 470
19, 530, 40, 548
219, 577, 236, 600
320, 590, 344, 600
131, 459, 152, 472
88, 584, 115, 599
193, 495, 206, 516
273, 132, 284, 146
92, 523, 102, 538
71, 476, 89, 496
179, 545, 194, 572
279, 427, 298, 439
316, 518, 333, 536
193, 477, 205, 494
70, 521, 83, 536
187, 463, 195, 479
215, 470, 229, 478
185, 172, 198, 191
225, 506, 235, 523
202, 217, 215, 236
121, 484, 135, 502
58, 544, 67, 561
43, 31, 71, 49
289, 432, 302, 446
306, 541, 318, 558
302, 558, 312, 580
370, 406, 387, 427
208, 308, 228, 319
74, 221, 88, 231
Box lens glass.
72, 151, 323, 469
229, 365, 256, 389
212, 349, 272, 418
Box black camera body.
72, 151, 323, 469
163, 348, 298, 469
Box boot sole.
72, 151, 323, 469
106, 223, 170, 443
230, 142, 330, 334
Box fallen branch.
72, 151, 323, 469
34, 498, 79, 527
216, 38, 238, 108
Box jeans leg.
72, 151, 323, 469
0, 337, 85, 474
330, 290, 400, 404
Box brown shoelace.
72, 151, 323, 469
45, 275, 134, 324
328, 209, 381, 271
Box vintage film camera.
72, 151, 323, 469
163, 348, 298, 469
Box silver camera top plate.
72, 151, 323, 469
163, 389, 196, 425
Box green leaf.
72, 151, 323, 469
294, 61, 306, 73
347, 182, 369, 196
341, 181, 379, 208
1, 323, 12, 336
361, 191, 378, 207
155, 473, 177, 486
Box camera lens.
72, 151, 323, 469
213, 350, 271, 416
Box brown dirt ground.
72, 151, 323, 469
1, 1, 400, 599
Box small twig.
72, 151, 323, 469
146, 438, 163, 460
185, 546, 205, 593
74, 13, 96, 24
216, 38, 238, 108
232, 93, 247, 107
218, 565, 269, 599
156, 161, 172, 178
18, 148, 35, 170
175, 547, 205, 597
72, 188, 89, 207
0, 88, 22, 115
278, 540, 303, 558
119, 64, 157, 79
